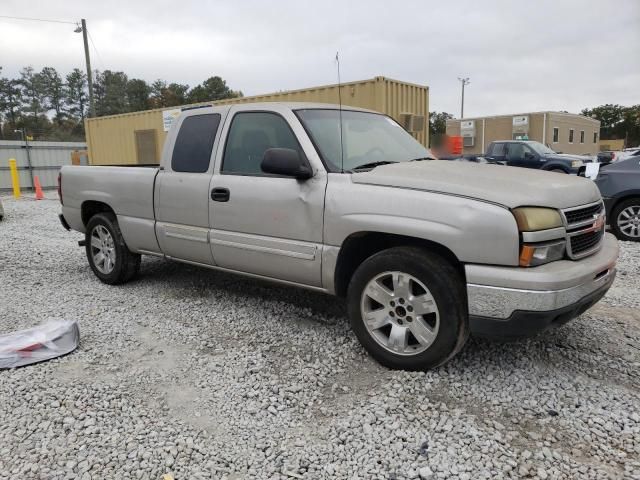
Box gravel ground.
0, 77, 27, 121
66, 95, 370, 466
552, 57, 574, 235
1, 197, 639, 480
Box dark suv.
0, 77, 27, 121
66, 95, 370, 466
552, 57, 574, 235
484, 140, 586, 173
592, 157, 640, 242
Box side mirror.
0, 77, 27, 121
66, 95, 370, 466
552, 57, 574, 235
261, 148, 313, 180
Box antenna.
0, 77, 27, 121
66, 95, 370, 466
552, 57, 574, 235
336, 51, 344, 173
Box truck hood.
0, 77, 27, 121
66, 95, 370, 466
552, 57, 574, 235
351, 161, 601, 209
546, 153, 586, 163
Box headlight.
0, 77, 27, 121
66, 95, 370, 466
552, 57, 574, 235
519, 240, 566, 267
571, 160, 583, 168
512, 207, 563, 231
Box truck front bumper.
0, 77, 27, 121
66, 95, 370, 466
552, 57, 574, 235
466, 233, 618, 338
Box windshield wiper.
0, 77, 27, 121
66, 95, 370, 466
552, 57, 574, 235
350, 160, 398, 171
409, 157, 435, 162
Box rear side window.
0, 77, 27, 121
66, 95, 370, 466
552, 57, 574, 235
171, 114, 221, 173
490, 143, 506, 156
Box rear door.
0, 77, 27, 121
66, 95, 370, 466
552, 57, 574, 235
154, 108, 227, 264
505, 142, 527, 168
208, 105, 327, 287
486, 142, 506, 162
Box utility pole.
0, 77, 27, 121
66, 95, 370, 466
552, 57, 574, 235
80, 19, 95, 117
16, 128, 34, 190
457, 77, 470, 119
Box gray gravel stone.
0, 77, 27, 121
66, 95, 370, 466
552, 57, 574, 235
0, 198, 639, 479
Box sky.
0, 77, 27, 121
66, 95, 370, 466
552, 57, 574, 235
1, 0, 638, 118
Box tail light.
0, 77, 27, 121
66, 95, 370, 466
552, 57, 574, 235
57, 171, 63, 205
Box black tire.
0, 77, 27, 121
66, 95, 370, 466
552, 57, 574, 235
610, 197, 640, 242
85, 213, 141, 284
347, 246, 469, 371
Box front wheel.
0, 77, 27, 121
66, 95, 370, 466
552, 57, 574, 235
347, 247, 469, 370
611, 198, 640, 242
85, 213, 141, 284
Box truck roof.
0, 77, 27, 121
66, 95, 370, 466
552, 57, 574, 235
208, 101, 378, 113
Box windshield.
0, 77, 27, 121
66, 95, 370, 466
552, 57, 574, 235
295, 109, 433, 171
527, 141, 556, 155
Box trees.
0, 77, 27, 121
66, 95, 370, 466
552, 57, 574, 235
65, 68, 88, 124
19, 66, 47, 126
582, 104, 640, 146
149, 80, 191, 108
429, 111, 454, 147
0, 70, 22, 134
126, 78, 151, 112
0, 65, 243, 140
40, 67, 65, 125
187, 76, 242, 103
94, 70, 128, 116
429, 111, 454, 137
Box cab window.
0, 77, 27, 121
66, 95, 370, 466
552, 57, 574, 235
171, 114, 221, 173
222, 112, 304, 175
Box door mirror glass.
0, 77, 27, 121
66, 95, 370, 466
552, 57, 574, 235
261, 148, 313, 179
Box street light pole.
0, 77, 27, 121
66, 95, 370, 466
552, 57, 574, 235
79, 19, 95, 118
457, 77, 470, 119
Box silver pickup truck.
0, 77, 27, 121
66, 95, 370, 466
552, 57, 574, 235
59, 103, 618, 370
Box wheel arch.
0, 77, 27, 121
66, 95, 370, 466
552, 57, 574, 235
81, 200, 116, 227
542, 163, 570, 173
333, 231, 465, 298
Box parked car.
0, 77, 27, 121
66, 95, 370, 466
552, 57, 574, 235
484, 140, 586, 173
58, 103, 618, 370
598, 148, 640, 165
592, 157, 640, 241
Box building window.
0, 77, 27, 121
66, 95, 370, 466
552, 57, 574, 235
569, 129, 574, 143
580, 130, 585, 143
552, 127, 559, 143
593, 132, 598, 143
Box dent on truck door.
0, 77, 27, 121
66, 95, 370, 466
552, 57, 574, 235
209, 111, 326, 287
155, 113, 221, 265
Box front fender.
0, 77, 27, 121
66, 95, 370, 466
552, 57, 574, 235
324, 178, 521, 266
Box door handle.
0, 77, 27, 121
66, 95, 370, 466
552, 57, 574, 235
211, 187, 230, 202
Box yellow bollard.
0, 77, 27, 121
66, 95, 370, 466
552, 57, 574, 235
9, 158, 21, 199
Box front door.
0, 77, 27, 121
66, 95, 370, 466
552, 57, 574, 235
209, 108, 326, 287
505, 142, 527, 167
155, 111, 223, 265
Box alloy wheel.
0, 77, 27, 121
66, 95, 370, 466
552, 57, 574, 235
617, 205, 640, 238
360, 271, 440, 356
90, 225, 116, 274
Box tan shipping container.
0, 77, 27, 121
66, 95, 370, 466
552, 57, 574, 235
85, 76, 429, 165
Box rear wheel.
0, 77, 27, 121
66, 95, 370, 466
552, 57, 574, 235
85, 213, 141, 284
347, 247, 469, 370
611, 198, 640, 242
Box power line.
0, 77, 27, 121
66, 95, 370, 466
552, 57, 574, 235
87, 29, 105, 70
0, 14, 75, 25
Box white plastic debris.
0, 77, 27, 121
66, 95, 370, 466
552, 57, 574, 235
0, 320, 79, 369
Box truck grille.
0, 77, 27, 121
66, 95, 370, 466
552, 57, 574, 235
561, 201, 606, 259
570, 229, 604, 256
564, 203, 603, 224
